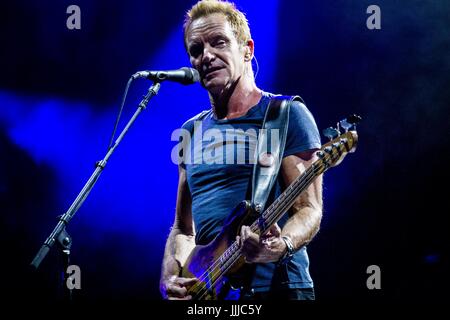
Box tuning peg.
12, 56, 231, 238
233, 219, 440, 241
322, 127, 339, 141
339, 119, 352, 132
339, 114, 362, 131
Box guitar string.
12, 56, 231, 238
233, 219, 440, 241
193, 156, 332, 299
194, 164, 323, 300
192, 161, 326, 299
195, 161, 328, 300
193, 142, 348, 299
192, 162, 324, 299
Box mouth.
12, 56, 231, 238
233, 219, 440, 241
203, 66, 224, 79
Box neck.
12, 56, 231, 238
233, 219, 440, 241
210, 75, 262, 120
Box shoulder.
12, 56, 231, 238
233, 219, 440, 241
289, 99, 316, 125
264, 92, 307, 111
282, 94, 322, 156
181, 109, 212, 131
265, 93, 315, 123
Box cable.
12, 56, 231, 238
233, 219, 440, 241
107, 76, 134, 151
252, 55, 260, 81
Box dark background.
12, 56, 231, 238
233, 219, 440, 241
0, 0, 448, 304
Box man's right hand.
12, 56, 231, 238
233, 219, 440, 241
160, 275, 199, 300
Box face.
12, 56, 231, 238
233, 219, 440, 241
185, 14, 248, 95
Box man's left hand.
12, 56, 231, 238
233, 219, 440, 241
237, 224, 287, 263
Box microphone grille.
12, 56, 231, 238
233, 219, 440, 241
190, 68, 200, 83
182, 67, 200, 84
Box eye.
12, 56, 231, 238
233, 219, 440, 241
212, 37, 227, 47
189, 43, 202, 58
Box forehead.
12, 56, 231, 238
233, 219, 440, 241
186, 13, 235, 42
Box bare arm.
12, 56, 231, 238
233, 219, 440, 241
160, 166, 197, 299
240, 149, 323, 262
279, 150, 323, 249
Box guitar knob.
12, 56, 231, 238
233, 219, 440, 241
322, 127, 339, 141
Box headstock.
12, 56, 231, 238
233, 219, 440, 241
315, 114, 361, 172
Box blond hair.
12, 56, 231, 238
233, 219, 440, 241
183, 0, 251, 49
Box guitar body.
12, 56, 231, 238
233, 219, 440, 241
181, 201, 255, 300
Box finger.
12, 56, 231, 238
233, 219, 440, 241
242, 226, 259, 241
236, 235, 241, 247
168, 295, 193, 300
167, 284, 188, 298
243, 226, 250, 240
242, 235, 262, 257
240, 225, 248, 240
263, 223, 281, 239
177, 277, 199, 288
248, 228, 260, 243
271, 223, 281, 237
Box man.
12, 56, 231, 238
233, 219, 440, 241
160, 0, 323, 300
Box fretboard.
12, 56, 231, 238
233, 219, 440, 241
212, 159, 325, 282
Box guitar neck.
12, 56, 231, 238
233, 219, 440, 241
250, 160, 323, 235
213, 159, 325, 279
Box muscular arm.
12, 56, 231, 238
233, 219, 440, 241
279, 150, 323, 250
240, 149, 323, 262
160, 166, 197, 299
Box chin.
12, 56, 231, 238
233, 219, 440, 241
203, 80, 225, 94
204, 75, 233, 91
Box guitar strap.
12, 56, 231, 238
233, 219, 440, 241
185, 94, 304, 227
250, 95, 304, 225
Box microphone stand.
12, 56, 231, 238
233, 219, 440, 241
30, 81, 161, 300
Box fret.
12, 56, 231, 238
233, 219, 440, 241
255, 164, 320, 234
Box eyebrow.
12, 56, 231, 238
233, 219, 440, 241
188, 29, 229, 41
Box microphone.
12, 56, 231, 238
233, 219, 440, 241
132, 67, 200, 85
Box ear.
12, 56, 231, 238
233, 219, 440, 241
244, 39, 254, 61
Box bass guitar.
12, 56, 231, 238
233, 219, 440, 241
181, 115, 361, 300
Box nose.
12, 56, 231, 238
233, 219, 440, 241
201, 44, 216, 65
